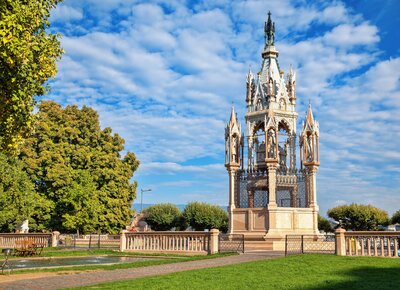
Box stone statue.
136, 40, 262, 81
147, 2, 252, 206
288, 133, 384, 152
232, 135, 238, 162
306, 135, 313, 162
267, 129, 276, 159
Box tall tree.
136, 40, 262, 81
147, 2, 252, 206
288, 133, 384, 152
19, 101, 140, 233
0, 0, 63, 153
327, 203, 389, 231
0, 153, 51, 232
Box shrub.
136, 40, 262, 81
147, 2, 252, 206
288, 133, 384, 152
391, 210, 400, 224
327, 203, 389, 231
143, 203, 182, 231
182, 202, 228, 232
318, 215, 333, 233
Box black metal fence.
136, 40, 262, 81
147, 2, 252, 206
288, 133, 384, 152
58, 234, 120, 249
285, 234, 335, 256
219, 234, 245, 253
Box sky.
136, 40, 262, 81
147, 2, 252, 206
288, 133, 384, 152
46, 0, 400, 216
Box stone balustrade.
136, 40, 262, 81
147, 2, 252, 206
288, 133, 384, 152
336, 229, 400, 258
0, 233, 55, 248
120, 229, 219, 255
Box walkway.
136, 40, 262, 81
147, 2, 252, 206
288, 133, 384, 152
0, 251, 284, 289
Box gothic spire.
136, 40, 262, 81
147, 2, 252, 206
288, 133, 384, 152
264, 11, 275, 46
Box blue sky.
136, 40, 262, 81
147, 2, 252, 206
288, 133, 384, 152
46, 0, 400, 216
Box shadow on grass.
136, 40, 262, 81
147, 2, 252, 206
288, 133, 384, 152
310, 265, 400, 290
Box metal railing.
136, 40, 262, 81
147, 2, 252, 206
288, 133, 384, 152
218, 234, 245, 253
285, 234, 335, 256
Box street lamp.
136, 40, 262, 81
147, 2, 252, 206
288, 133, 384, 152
140, 188, 152, 213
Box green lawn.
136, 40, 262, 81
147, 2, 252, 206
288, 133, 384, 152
81, 254, 400, 290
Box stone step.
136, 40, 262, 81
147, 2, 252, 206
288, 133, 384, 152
244, 241, 274, 251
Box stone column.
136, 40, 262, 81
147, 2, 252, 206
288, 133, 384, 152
335, 228, 346, 256
248, 190, 254, 208
267, 162, 278, 208
227, 166, 239, 234
307, 166, 318, 209
209, 229, 220, 255
290, 185, 298, 207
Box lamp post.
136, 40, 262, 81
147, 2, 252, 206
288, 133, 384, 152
140, 188, 152, 213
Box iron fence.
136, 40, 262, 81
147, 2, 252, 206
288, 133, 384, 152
285, 234, 335, 256
58, 234, 120, 249
219, 234, 245, 253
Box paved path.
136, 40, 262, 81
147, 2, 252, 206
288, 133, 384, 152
0, 251, 284, 289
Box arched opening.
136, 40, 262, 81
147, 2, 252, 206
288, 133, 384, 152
251, 122, 266, 170
278, 121, 290, 171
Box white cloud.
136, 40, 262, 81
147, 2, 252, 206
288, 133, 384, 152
47, 0, 400, 213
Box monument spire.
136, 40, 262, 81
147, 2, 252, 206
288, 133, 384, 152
264, 11, 275, 46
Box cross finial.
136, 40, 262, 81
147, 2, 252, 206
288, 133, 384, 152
264, 11, 275, 46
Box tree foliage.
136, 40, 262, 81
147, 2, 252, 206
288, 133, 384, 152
0, 0, 64, 153
182, 202, 228, 232
327, 203, 389, 231
0, 153, 51, 232
318, 215, 333, 233
18, 101, 139, 234
391, 210, 400, 225
143, 203, 182, 231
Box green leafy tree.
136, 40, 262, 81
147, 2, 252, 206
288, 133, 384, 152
60, 170, 103, 235
143, 203, 182, 231
0, 0, 63, 153
0, 153, 51, 232
318, 215, 333, 233
327, 203, 389, 231
391, 210, 400, 225
182, 202, 228, 232
19, 101, 140, 233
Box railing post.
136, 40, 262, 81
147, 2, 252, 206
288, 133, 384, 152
285, 235, 288, 256
120, 230, 128, 252
51, 231, 60, 247
335, 228, 346, 256
209, 229, 219, 255
301, 235, 304, 254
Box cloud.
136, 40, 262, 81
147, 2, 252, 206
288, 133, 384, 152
47, 1, 399, 214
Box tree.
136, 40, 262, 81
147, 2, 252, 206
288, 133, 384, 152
0, 0, 64, 153
143, 203, 182, 231
391, 210, 400, 225
19, 101, 140, 233
182, 202, 228, 232
327, 203, 389, 231
0, 153, 51, 232
318, 215, 333, 233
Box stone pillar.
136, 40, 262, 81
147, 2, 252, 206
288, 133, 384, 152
248, 190, 254, 208
307, 166, 318, 209
51, 231, 60, 247
290, 185, 298, 207
267, 162, 278, 208
227, 166, 239, 234
120, 230, 128, 252
335, 228, 346, 256
209, 229, 220, 255
290, 135, 296, 170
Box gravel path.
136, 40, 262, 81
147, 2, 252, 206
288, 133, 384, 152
0, 251, 284, 290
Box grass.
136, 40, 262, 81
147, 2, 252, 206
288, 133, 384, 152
4, 249, 235, 275
79, 254, 400, 289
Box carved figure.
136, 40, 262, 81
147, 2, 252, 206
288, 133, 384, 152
232, 135, 238, 162
267, 129, 276, 159
306, 135, 313, 162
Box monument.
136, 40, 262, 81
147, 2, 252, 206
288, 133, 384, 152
225, 12, 320, 250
